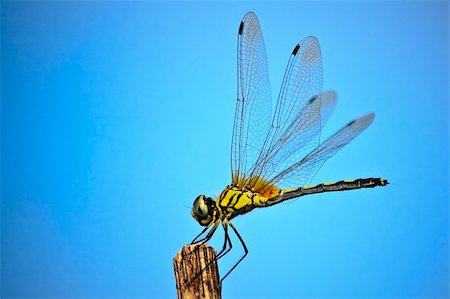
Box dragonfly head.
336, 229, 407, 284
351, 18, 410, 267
192, 194, 218, 226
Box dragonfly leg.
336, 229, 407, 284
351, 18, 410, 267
191, 219, 221, 245
185, 219, 223, 287
184, 219, 221, 261
190, 221, 232, 286
216, 221, 233, 260
220, 221, 248, 283
191, 225, 210, 244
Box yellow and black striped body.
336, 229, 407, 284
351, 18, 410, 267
217, 178, 388, 220
217, 185, 276, 219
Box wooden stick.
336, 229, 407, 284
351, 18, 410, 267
173, 244, 222, 299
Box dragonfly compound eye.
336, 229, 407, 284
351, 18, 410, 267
193, 195, 209, 217
192, 194, 216, 226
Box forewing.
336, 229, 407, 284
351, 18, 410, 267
319, 91, 337, 128
245, 37, 324, 190
270, 113, 375, 189
231, 12, 272, 186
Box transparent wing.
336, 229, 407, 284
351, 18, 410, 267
270, 113, 376, 189
231, 12, 272, 186
244, 37, 324, 190
318, 91, 337, 128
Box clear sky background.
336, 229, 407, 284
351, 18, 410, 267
1, 1, 448, 299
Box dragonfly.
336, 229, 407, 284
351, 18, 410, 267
190, 12, 388, 282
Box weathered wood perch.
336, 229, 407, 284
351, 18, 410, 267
173, 244, 221, 299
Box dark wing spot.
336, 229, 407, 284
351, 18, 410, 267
238, 21, 244, 35
292, 44, 300, 56
308, 95, 318, 104
346, 120, 356, 127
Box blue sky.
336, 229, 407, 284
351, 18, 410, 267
1, 1, 448, 298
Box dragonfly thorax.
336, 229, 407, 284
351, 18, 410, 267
192, 194, 220, 226
216, 185, 273, 219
